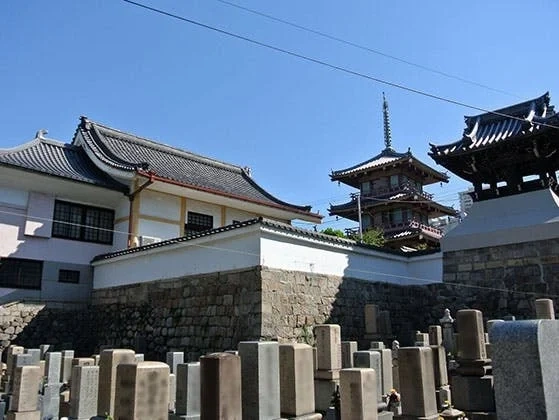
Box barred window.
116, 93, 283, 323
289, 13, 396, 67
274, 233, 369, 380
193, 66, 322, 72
0, 258, 42, 289
58, 269, 80, 284
52, 200, 114, 244
185, 212, 213, 234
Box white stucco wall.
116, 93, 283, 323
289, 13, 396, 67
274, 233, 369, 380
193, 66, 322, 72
225, 208, 257, 225
137, 219, 181, 241
93, 229, 262, 288
93, 223, 443, 289
140, 190, 181, 221
186, 199, 223, 228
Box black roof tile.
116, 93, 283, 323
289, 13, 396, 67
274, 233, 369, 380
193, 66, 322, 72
0, 137, 127, 192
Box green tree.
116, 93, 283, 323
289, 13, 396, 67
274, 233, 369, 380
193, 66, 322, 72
352, 227, 385, 247
321, 227, 346, 238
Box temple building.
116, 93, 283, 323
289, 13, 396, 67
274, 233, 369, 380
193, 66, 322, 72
430, 92, 559, 201
329, 95, 456, 250
430, 92, 559, 292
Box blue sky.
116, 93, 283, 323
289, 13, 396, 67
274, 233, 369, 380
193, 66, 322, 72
2, 1, 558, 230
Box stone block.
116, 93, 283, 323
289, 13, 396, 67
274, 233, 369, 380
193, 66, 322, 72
398, 347, 437, 419
6, 411, 40, 420
341, 341, 357, 368
97, 349, 135, 417
70, 365, 99, 420
314, 324, 341, 371
457, 310, 486, 361
353, 351, 382, 402
200, 353, 242, 420
114, 362, 169, 420
451, 375, 495, 412
314, 378, 338, 413
279, 344, 315, 418
340, 368, 378, 420
491, 319, 559, 419
166, 351, 184, 374
238, 341, 280, 420
41, 383, 61, 420
535, 298, 555, 319
364, 304, 379, 335
11, 366, 41, 412
176, 363, 200, 417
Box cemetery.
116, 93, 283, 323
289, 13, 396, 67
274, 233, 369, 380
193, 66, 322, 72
0, 301, 556, 419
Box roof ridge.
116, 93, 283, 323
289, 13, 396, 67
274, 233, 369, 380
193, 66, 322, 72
464, 92, 551, 122
331, 148, 408, 176
86, 118, 245, 174
0, 136, 77, 154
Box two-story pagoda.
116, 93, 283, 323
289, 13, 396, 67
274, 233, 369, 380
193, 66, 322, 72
329, 95, 456, 250
429, 92, 559, 200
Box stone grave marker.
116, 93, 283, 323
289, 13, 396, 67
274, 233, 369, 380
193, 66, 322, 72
69, 365, 99, 420
314, 324, 341, 413
96, 349, 135, 418
200, 353, 242, 420
340, 368, 378, 420
341, 341, 357, 369
171, 362, 200, 420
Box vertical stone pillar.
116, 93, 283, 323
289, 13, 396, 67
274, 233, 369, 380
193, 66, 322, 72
70, 365, 99, 420
9, 365, 42, 419
457, 309, 486, 361
200, 353, 242, 420
398, 347, 438, 420
364, 305, 380, 339
166, 351, 185, 374
39, 344, 52, 360
341, 341, 357, 368
353, 351, 382, 403
430, 327, 451, 410
439, 309, 455, 355
379, 310, 392, 337
391, 340, 399, 392
169, 373, 177, 413
414, 332, 430, 347
114, 362, 169, 420
61, 350, 74, 384
340, 368, 378, 420
238, 341, 280, 420
279, 344, 320, 420
45, 352, 62, 384
171, 362, 200, 420
428, 326, 442, 347
5, 345, 24, 392
314, 324, 341, 412
535, 298, 555, 319
97, 349, 136, 418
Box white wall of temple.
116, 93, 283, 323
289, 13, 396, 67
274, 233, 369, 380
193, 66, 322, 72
225, 207, 257, 225
93, 223, 443, 289
92, 228, 262, 289
139, 190, 181, 221
185, 198, 223, 228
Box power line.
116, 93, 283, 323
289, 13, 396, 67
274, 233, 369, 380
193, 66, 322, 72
215, 0, 522, 99
120, 0, 559, 131
3, 207, 555, 297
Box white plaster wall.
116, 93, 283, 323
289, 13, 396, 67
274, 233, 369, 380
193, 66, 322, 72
186, 199, 222, 228
0, 186, 28, 208
114, 198, 130, 220
225, 208, 257, 225
137, 219, 180, 241
113, 221, 129, 251
406, 253, 443, 285
24, 192, 54, 238
93, 230, 261, 288
140, 191, 181, 221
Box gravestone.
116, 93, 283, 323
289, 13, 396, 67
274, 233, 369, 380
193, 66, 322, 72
24, 350, 40, 366
9, 365, 41, 418
171, 362, 200, 420
45, 352, 62, 384
70, 365, 99, 420
278, 343, 320, 420
340, 368, 378, 420
391, 340, 399, 392
238, 341, 280, 420
314, 324, 341, 413
114, 362, 169, 420
353, 352, 382, 403
439, 309, 455, 355
396, 347, 438, 420
39, 344, 51, 360
491, 320, 559, 419
535, 298, 555, 320
41, 382, 62, 420
365, 305, 381, 340
166, 351, 184, 375
96, 349, 135, 418
200, 353, 242, 420
169, 373, 176, 413
341, 341, 357, 368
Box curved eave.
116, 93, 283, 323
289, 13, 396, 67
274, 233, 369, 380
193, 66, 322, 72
138, 170, 322, 223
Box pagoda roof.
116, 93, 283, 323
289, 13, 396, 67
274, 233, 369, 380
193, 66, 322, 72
331, 148, 449, 186
329, 192, 456, 218
74, 117, 320, 220
429, 92, 558, 158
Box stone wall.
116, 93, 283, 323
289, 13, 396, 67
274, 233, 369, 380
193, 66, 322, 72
91, 267, 263, 361
3, 262, 555, 359
443, 239, 559, 296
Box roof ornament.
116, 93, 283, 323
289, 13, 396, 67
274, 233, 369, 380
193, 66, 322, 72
243, 166, 252, 177
382, 92, 393, 150
35, 129, 48, 140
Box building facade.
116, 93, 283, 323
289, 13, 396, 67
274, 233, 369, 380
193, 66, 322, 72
0, 118, 321, 302
329, 95, 456, 250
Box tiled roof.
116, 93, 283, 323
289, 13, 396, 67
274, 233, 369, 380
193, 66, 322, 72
92, 217, 439, 262
74, 117, 315, 216
0, 135, 127, 191
430, 92, 558, 157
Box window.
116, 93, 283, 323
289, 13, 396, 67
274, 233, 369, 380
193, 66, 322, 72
58, 269, 80, 284
0, 258, 42, 289
52, 200, 114, 244
185, 212, 213, 234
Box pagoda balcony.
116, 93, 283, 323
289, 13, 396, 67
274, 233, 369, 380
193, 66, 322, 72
345, 220, 443, 239
361, 182, 434, 201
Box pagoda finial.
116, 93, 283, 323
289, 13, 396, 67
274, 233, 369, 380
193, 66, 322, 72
382, 92, 392, 150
